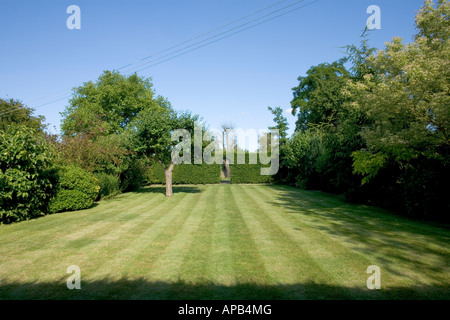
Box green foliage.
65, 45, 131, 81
129, 107, 201, 168
128, 103, 203, 196
128, 107, 177, 167
229, 152, 273, 184
61, 71, 157, 136
0, 99, 46, 132
351, 151, 388, 184
279, 0, 450, 220
291, 61, 350, 132
268, 106, 289, 145
283, 130, 325, 188
48, 166, 100, 213
53, 133, 127, 175
95, 172, 120, 200
266, 107, 290, 184
0, 126, 57, 224
120, 157, 148, 191
147, 161, 221, 185
347, 0, 449, 165
344, 0, 450, 217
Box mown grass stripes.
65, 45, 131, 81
0, 184, 448, 300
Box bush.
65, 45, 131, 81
120, 157, 147, 191
147, 162, 221, 185
0, 126, 57, 224
49, 166, 99, 213
95, 172, 120, 200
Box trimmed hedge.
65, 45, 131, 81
229, 152, 274, 184
49, 166, 100, 213
147, 162, 221, 185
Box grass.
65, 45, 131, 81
0, 184, 449, 300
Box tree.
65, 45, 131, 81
266, 107, 289, 183
220, 122, 235, 178
288, 59, 364, 192
268, 106, 289, 145
347, 0, 450, 217
129, 106, 200, 197
349, 0, 449, 179
61, 71, 158, 137
291, 61, 350, 132
0, 98, 46, 132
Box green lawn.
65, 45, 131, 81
0, 184, 449, 299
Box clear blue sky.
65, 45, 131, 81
1, 0, 425, 143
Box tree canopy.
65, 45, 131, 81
61, 71, 158, 137
0, 99, 46, 132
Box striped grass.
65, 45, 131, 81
0, 184, 449, 299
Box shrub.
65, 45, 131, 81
49, 166, 99, 213
120, 157, 147, 191
95, 172, 120, 200
0, 126, 57, 224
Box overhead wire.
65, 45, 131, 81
0, 0, 319, 118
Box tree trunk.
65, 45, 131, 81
164, 162, 175, 198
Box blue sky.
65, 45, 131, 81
1, 0, 425, 144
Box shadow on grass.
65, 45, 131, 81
263, 185, 450, 285
1, 278, 449, 300
133, 186, 202, 196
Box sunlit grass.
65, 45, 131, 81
0, 184, 448, 299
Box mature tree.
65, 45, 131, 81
129, 105, 200, 197
347, 0, 449, 217
288, 59, 365, 193
0, 98, 46, 132
291, 60, 350, 132
61, 71, 157, 136
349, 0, 449, 181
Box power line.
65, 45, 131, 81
128, 0, 318, 74
7, 0, 292, 115
0, 95, 72, 118
117, 0, 290, 70
1, 0, 319, 118
119, 0, 307, 74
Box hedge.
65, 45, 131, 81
229, 152, 274, 184
147, 162, 221, 185
48, 166, 100, 213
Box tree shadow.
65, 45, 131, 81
133, 186, 202, 196
0, 277, 448, 300
263, 185, 450, 285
